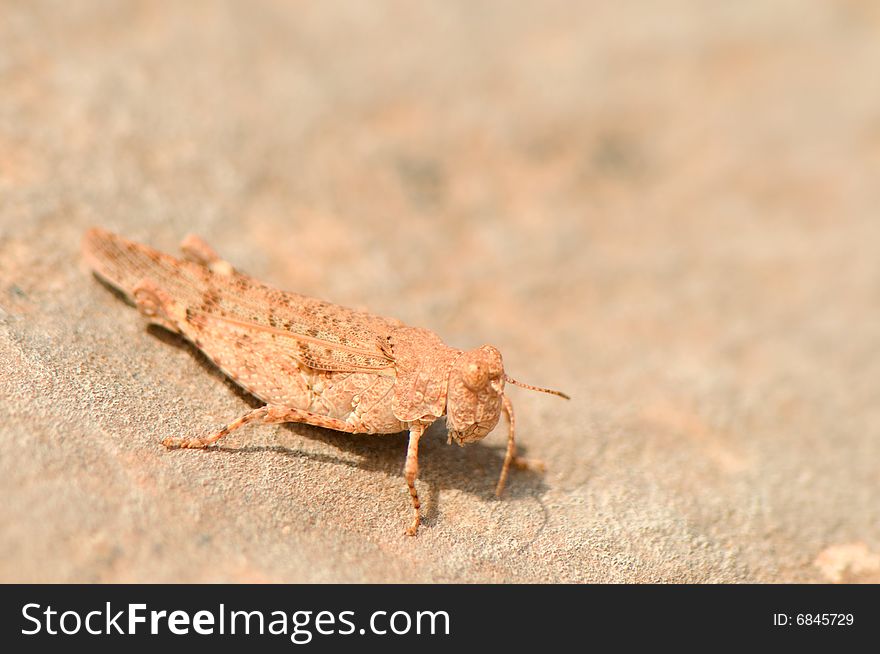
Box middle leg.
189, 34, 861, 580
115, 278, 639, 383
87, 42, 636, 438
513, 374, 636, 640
404, 422, 427, 536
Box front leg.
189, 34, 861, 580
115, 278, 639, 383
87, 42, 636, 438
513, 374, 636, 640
494, 395, 544, 496
404, 422, 427, 536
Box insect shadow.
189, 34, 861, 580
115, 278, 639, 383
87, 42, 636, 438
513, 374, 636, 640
147, 325, 550, 531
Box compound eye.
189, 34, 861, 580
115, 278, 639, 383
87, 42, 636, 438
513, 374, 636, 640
479, 345, 504, 377
463, 359, 489, 391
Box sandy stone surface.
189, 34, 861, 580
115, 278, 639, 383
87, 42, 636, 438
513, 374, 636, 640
2, 1, 879, 583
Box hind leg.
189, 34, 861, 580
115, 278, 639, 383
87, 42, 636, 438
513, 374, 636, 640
132, 279, 183, 333
179, 234, 235, 276
162, 404, 363, 449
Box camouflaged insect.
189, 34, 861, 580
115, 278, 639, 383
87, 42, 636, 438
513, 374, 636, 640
82, 227, 569, 535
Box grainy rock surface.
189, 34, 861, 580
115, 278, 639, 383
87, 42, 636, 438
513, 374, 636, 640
2, 1, 879, 583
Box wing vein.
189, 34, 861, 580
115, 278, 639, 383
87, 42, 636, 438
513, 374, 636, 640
192, 311, 396, 371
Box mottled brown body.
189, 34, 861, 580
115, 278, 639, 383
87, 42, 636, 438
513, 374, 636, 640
82, 227, 568, 535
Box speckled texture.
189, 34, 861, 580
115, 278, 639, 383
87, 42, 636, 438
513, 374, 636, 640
1, 1, 879, 583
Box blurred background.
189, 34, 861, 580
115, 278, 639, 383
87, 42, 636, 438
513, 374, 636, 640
1, 1, 878, 582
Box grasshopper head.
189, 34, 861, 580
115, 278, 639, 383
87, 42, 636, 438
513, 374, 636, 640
446, 345, 505, 445
446, 344, 570, 496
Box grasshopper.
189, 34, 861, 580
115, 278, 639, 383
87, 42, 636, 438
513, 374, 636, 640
82, 228, 568, 535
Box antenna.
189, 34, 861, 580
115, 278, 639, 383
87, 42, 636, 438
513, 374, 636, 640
504, 375, 570, 400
